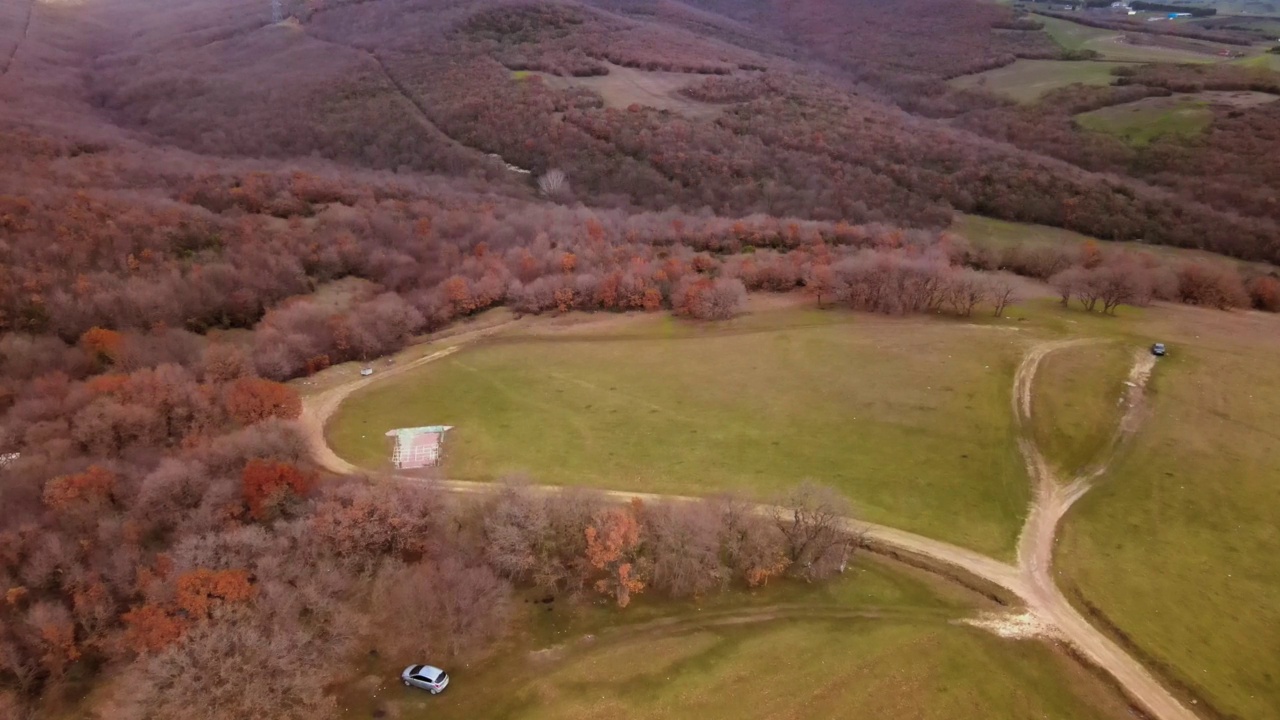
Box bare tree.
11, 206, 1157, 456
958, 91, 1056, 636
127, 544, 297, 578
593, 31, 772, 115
537, 169, 570, 201
484, 482, 600, 595
1050, 267, 1084, 308
644, 500, 726, 598
773, 482, 856, 582
944, 269, 987, 317
716, 495, 790, 587
110, 614, 340, 720
986, 274, 1019, 318
372, 557, 512, 662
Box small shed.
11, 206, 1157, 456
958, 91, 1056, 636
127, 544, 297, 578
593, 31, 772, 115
385, 426, 453, 469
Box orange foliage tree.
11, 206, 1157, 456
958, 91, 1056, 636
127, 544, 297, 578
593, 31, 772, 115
241, 459, 313, 520
175, 568, 255, 619
1249, 276, 1280, 312
224, 377, 301, 426
584, 501, 647, 607
43, 466, 117, 514
79, 327, 125, 365
120, 604, 188, 654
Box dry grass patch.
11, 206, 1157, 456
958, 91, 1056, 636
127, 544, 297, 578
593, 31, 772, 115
524, 62, 733, 117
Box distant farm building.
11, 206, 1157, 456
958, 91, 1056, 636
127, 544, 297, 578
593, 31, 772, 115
386, 426, 453, 469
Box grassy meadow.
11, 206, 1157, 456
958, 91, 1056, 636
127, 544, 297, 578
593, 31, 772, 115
952, 214, 1274, 273
329, 309, 1033, 557
340, 556, 1137, 720
1075, 95, 1215, 145
1030, 341, 1136, 478
1058, 307, 1280, 720
949, 59, 1122, 103
1038, 15, 1226, 63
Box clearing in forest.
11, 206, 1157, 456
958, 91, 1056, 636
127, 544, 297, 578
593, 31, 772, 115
1038, 15, 1237, 63
339, 555, 1139, 720
1074, 91, 1278, 145
949, 59, 1123, 103
521, 62, 732, 117
328, 309, 1033, 557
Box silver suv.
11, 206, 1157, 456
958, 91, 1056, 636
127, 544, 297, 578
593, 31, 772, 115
402, 664, 450, 694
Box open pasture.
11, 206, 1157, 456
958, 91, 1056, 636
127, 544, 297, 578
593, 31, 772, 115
328, 309, 1034, 556
1058, 307, 1280, 720
1074, 90, 1277, 145
1038, 15, 1239, 63
949, 59, 1123, 102
523, 62, 729, 117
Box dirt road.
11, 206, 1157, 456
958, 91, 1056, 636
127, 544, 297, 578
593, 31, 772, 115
301, 333, 1193, 720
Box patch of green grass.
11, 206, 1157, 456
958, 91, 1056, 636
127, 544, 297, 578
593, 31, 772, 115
1233, 51, 1280, 72
342, 556, 1135, 720
511, 70, 533, 80
1038, 15, 1225, 63
1075, 96, 1214, 146
1058, 308, 1280, 720
329, 310, 1032, 557
951, 214, 1276, 273
949, 59, 1123, 103
1040, 15, 1116, 52
1031, 342, 1135, 477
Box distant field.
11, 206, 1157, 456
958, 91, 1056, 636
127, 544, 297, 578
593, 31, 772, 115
1075, 94, 1214, 145
1058, 308, 1280, 720
951, 214, 1275, 272
329, 309, 1033, 556
950, 59, 1122, 103
1031, 342, 1135, 477
523, 63, 724, 117
1075, 91, 1278, 145
342, 556, 1137, 720
1233, 51, 1280, 72
1038, 15, 1231, 63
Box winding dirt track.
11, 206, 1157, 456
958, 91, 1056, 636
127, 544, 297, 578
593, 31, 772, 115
300, 331, 1193, 720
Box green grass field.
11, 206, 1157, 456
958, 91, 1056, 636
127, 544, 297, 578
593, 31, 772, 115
1038, 15, 1226, 64
341, 556, 1136, 720
1031, 342, 1135, 478
1233, 51, 1280, 72
1058, 309, 1280, 720
951, 214, 1274, 272
1039, 15, 1117, 52
329, 309, 1033, 556
949, 59, 1123, 103
1075, 95, 1215, 145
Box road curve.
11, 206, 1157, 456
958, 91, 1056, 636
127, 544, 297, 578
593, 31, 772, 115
300, 330, 1196, 720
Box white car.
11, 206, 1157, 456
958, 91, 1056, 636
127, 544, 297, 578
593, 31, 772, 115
402, 664, 449, 694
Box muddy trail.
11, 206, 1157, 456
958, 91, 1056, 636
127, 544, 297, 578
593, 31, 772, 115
301, 331, 1193, 720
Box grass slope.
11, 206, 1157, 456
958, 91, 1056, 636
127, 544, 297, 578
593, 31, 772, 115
343, 556, 1136, 720
1058, 308, 1280, 720
1038, 15, 1225, 63
525, 62, 726, 118
1031, 342, 1135, 477
1075, 95, 1215, 145
949, 59, 1122, 103
952, 214, 1274, 272
329, 309, 1031, 556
